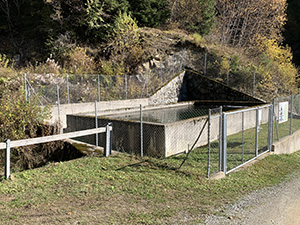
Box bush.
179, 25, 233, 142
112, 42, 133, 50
169, 0, 216, 35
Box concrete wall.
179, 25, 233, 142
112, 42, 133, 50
149, 69, 264, 106
149, 71, 185, 105
46, 98, 149, 128
164, 116, 220, 157
272, 129, 300, 154
226, 106, 270, 136
65, 109, 221, 158
65, 104, 270, 158
65, 114, 166, 157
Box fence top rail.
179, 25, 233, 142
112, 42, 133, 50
0, 126, 112, 150
224, 104, 272, 116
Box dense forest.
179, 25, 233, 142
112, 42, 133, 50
0, 0, 299, 166
0, 0, 298, 66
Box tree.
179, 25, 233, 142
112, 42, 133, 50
108, 12, 143, 72
216, 0, 287, 47
128, 0, 169, 27
284, 0, 300, 66
169, 0, 216, 35
0, 0, 54, 59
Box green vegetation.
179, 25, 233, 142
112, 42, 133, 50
0, 147, 300, 224
0, 1, 299, 224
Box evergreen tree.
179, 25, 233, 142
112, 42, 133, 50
284, 0, 300, 66
128, 0, 169, 27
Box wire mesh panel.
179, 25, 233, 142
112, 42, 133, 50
26, 73, 64, 105
207, 107, 222, 177
140, 104, 210, 157
67, 74, 99, 103
292, 94, 300, 133
225, 109, 250, 171
257, 106, 271, 154
224, 105, 271, 174
273, 96, 292, 140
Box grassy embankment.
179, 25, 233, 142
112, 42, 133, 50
0, 119, 299, 224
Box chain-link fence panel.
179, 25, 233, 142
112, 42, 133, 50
224, 105, 272, 174
225, 108, 256, 172
24, 50, 189, 105
273, 96, 293, 141
292, 94, 300, 134
207, 107, 222, 177
26, 73, 64, 105
257, 106, 271, 154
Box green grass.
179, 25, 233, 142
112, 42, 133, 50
204, 117, 300, 175
0, 148, 300, 224
0, 118, 299, 224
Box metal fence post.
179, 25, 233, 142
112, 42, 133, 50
227, 60, 229, 86
97, 75, 101, 102
183, 48, 187, 69
207, 109, 211, 178
204, 53, 207, 76
140, 104, 143, 158
105, 123, 111, 157
24, 73, 28, 102
146, 73, 149, 96
253, 71, 255, 96
57, 85, 61, 127
268, 105, 274, 151
218, 106, 223, 172
125, 75, 128, 99
172, 55, 175, 77
255, 107, 259, 157
290, 95, 293, 135
160, 61, 163, 86
222, 113, 227, 173
5, 139, 10, 180
67, 74, 70, 104
242, 111, 245, 163
95, 101, 98, 147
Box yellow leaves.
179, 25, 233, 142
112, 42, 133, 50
256, 36, 299, 95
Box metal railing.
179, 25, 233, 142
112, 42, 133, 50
0, 125, 112, 180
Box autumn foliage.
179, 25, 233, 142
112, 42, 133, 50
216, 0, 287, 47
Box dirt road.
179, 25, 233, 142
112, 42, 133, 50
206, 173, 300, 224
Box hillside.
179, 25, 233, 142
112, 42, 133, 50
0, 0, 299, 171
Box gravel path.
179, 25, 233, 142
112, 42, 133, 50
205, 173, 300, 225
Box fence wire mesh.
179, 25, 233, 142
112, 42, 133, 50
24, 48, 265, 106
225, 105, 272, 173
207, 107, 222, 177
292, 94, 300, 133
273, 94, 300, 141
25, 50, 188, 105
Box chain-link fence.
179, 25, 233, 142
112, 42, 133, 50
273, 94, 300, 141
105, 104, 210, 158
223, 104, 273, 174
24, 48, 265, 106
207, 107, 222, 177
24, 50, 189, 106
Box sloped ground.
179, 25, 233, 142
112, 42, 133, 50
1, 149, 300, 224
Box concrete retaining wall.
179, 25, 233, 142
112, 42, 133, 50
46, 98, 149, 128
149, 69, 264, 106
65, 104, 271, 157
272, 129, 300, 154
